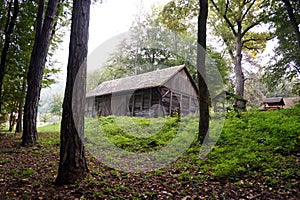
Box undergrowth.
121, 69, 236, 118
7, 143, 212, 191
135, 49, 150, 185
37, 107, 299, 182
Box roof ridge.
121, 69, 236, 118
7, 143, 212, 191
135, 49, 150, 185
86, 65, 186, 97
102, 65, 185, 83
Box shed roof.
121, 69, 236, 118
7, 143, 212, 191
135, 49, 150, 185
86, 65, 190, 97
263, 97, 285, 105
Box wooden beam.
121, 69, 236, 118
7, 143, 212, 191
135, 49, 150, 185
169, 91, 173, 116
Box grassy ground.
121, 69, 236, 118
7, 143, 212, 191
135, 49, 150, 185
0, 108, 299, 199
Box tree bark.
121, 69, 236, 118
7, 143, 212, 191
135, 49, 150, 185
234, 32, 244, 97
55, 0, 91, 185
282, 0, 300, 54
9, 110, 16, 132
234, 28, 246, 112
0, 0, 19, 112
16, 102, 23, 133
16, 79, 26, 133
234, 28, 246, 111
22, 0, 59, 146
197, 0, 209, 143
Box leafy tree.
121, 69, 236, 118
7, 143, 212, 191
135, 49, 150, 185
22, 0, 61, 146
263, 0, 300, 95
56, 0, 91, 185
0, 1, 37, 131
50, 93, 63, 117
282, 0, 300, 52
107, 7, 199, 77
103, 5, 229, 89
40, 113, 51, 123
0, 0, 19, 112
0, 0, 66, 128
209, 0, 270, 110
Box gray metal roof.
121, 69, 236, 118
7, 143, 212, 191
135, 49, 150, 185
263, 97, 285, 104
86, 65, 186, 97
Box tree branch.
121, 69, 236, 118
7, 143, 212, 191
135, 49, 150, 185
241, 0, 256, 22
210, 0, 237, 36
242, 37, 263, 44
225, 0, 229, 16
241, 21, 260, 37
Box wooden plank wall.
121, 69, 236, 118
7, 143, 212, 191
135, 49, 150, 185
89, 86, 198, 117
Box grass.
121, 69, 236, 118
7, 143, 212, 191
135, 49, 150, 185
204, 108, 300, 180
39, 107, 299, 180
1, 107, 299, 199
37, 121, 61, 133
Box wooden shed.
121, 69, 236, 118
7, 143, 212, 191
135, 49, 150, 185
86, 65, 199, 117
263, 97, 285, 110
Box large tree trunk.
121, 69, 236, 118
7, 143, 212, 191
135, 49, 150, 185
0, 0, 19, 112
233, 26, 246, 112
55, 0, 91, 185
197, 0, 209, 143
234, 32, 244, 98
22, 0, 59, 146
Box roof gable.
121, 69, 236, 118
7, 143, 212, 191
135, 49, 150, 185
87, 65, 189, 97
263, 97, 285, 105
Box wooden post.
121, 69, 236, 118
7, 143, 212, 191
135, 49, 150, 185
169, 91, 173, 116
132, 94, 135, 116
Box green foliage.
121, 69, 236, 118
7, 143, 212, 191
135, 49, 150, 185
90, 5, 230, 93
159, 0, 198, 33
40, 113, 51, 123
263, 0, 300, 95
49, 93, 63, 116
85, 116, 181, 152
37, 122, 61, 133
0, 1, 70, 120
22, 168, 36, 176
33, 107, 300, 182
209, 0, 270, 58
207, 107, 300, 179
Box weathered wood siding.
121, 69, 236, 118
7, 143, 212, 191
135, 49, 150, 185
162, 69, 198, 116
85, 67, 199, 118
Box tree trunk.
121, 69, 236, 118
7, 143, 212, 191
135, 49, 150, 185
234, 31, 244, 97
22, 0, 59, 146
282, 0, 300, 54
9, 111, 16, 132
55, 0, 91, 185
234, 28, 246, 111
16, 101, 23, 133
16, 79, 26, 133
197, 0, 209, 143
0, 0, 19, 112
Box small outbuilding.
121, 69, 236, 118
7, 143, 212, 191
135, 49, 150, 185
86, 65, 199, 117
263, 97, 285, 110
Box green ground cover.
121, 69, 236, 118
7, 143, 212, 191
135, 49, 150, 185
0, 107, 299, 199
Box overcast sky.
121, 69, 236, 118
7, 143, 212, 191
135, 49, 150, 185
54, 0, 170, 77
